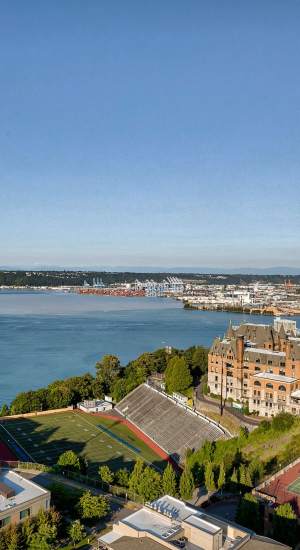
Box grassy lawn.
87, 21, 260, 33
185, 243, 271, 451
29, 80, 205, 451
0, 411, 165, 476
242, 419, 300, 464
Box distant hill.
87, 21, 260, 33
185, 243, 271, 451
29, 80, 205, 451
1, 265, 300, 275
1, 270, 300, 287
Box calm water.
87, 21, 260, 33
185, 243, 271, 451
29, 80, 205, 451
1, 291, 300, 406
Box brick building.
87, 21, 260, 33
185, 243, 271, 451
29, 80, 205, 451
208, 318, 300, 417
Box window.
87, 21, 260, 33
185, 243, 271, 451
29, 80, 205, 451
254, 381, 261, 386
268, 360, 273, 365
279, 385, 286, 392
256, 358, 260, 363
279, 370, 285, 376
20, 509, 30, 520
215, 376, 218, 381
255, 366, 261, 372
266, 383, 273, 389
280, 362, 285, 367
0, 517, 10, 528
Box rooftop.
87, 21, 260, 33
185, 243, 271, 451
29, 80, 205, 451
245, 348, 285, 357
0, 470, 48, 513
107, 537, 166, 550
184, 513, 221, 535
253, 372, 296, 383
122, 507, 181, 540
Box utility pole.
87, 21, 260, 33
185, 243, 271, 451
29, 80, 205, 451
220, 359, 225, 416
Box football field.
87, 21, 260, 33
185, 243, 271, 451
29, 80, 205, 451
0, 411, 164, 476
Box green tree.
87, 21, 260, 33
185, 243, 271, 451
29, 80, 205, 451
239, 464, 247, 486
28, 523, 57, 550
139, 467, 162, 501
69, 520, 85, 547
165, 357, 192, 394
77, 491, 109, 520
162, 463, 177, 497
248, 459, 264, 486
57, 450, 81, 472
191, 347, 208, 376
217, 462, 225, 492
204, 462, 216, 492
236, 493, 261, 532
273, 503, 298, 547
0, 404, 9, 417
129, 458, 145, 496
21, 517, 35, 547
96, 355, 121, 393
115, 468, 130, 487
230, 468, 238, 484
99, 465, 114, 485
179, 467, 195, 501
272, 412, 295, 432
111, 378, 127, 403
6, 526, 21, 550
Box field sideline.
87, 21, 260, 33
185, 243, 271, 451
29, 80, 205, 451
0, 411, 166, 476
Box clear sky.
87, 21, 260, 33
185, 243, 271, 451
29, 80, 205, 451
1, 1, 300, 269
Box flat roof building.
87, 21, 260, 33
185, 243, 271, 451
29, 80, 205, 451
98, 495, 290, 550
0, 469, 50, 529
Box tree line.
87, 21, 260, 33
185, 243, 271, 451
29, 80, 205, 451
1, 346, 208, 415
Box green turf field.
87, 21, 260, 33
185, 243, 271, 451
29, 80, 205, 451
288, 477, 300, 495
0, 411, 165, 476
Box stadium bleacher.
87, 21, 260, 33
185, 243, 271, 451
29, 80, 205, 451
115, 384, 226, 463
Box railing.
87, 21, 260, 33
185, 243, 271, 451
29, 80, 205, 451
146, 381, 232, 437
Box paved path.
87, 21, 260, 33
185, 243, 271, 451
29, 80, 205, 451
20, 469, 140, 517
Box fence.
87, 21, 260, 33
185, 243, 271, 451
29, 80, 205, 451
0, 406, 74, 421
0, 461, 145, 504
146, 380, 232, 438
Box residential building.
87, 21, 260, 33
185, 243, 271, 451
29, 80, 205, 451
98, 494, 290, 550
208, 318, 300, 417
0, 469, 50, 529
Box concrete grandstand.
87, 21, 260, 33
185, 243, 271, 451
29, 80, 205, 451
115, 383, 227, 463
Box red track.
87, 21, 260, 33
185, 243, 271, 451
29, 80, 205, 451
0, 441, 17, 461
81, 411, 180, 471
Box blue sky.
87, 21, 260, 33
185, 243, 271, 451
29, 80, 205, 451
1, 1, 300, 269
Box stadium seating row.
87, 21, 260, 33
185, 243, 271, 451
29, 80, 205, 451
115, 384, 225, 463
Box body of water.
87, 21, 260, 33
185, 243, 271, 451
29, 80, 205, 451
1, 291, 299, 405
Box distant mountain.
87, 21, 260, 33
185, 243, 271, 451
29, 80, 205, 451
1, 265, 300, 275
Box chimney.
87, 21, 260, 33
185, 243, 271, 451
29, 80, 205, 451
286, 341, 291, 360
236, 336, 244, 363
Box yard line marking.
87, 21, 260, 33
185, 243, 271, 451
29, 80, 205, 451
72, 411, 159, 470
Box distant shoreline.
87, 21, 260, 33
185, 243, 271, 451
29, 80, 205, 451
183, 302, 299, 317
